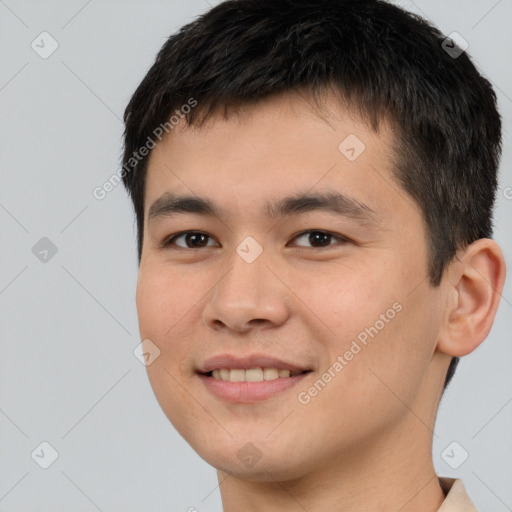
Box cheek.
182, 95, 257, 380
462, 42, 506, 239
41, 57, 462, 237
291, 262, 397, 343
135, 267, 204, 388
135, 268, 203, 428
292, 260, 436, 401
136, 266, 197, 339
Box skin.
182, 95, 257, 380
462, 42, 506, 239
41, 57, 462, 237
136, 91, 506, 512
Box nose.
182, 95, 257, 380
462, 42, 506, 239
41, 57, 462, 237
202, 244, 291, 333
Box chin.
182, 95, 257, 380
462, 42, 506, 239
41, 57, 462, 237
187, 433, 312, 482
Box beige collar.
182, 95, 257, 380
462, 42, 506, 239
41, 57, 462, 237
438, 478, 478, 512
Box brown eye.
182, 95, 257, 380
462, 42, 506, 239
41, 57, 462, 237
291, 230, 350, 248
164, 231, 217, 249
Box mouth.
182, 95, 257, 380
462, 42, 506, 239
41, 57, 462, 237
197, 354, 313, 403
201, 368, 311, 382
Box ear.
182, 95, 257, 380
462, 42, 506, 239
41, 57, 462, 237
437, 238, 506, 357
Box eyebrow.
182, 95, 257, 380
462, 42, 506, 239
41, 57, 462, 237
148, 191, 379, 226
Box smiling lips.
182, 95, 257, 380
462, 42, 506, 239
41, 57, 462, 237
198, 353, 311, 375
198, 354, 312, 402
211, 367, 301, 382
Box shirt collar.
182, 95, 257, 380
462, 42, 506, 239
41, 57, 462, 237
438, 478, 478, 512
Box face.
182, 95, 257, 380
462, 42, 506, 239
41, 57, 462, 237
136, 92, 447, 480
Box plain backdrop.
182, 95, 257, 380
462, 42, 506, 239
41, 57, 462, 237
1, 1, 511, 511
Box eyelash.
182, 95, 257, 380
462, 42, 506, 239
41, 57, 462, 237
161, 230, 352, 250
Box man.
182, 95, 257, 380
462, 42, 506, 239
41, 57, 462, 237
121, 1, 506, 510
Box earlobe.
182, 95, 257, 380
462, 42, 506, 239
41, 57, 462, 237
437, 238, 506, 357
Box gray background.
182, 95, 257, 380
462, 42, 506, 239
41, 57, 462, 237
0, 1, 511, 511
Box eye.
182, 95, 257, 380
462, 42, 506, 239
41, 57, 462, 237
163, 231, 218, 249
290, 230, 350, 248
161, 229, 351, 250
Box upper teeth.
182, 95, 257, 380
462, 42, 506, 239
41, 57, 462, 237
211, 368, 298, 382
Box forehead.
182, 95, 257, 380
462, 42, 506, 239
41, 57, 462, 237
143, 92, 418, 226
